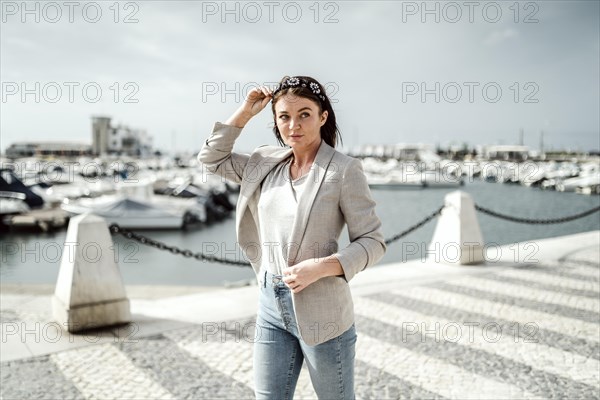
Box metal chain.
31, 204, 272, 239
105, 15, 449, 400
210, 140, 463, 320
108, 203, 598, 264
109, 224, 252, 267
475, 204, 600, 224
384, 206, 444, 245
108, 206, 444, 264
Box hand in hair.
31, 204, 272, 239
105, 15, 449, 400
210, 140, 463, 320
225, 86, 272, 128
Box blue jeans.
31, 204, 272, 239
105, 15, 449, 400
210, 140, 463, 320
254, 270, 357, 400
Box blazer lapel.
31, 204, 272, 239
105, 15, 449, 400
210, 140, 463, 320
286, 140, 336, 265
236, 148, 292, 218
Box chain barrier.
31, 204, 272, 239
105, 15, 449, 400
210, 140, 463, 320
384, 206, 444, 245
108, 207, 444, 265
108, 203, 599, 264
109, 224, 252, 267
475, 204, 600, 224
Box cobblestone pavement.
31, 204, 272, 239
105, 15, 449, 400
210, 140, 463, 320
1, 248, 599, 399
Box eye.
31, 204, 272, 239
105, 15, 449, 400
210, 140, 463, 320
301, 112, 310, 118
278, 115, 289, 121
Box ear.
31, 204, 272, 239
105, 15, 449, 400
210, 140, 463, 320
319, 110, 328, 127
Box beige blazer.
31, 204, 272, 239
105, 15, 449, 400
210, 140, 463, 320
198, 122, 386, 345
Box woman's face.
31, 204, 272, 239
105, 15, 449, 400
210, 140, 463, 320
274, 94, 328, 151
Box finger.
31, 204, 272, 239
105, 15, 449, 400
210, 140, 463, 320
253, 86, 266, 99
260, 96, 271, 108
258, 86, 271, 99
260, 86, 270, 97
245, 87, 263, 102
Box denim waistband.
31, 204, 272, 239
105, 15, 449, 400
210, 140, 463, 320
260, 270, 289, 289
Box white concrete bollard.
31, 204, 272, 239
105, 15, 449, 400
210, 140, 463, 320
428, 191, 485, 265
53, 213, 131, 332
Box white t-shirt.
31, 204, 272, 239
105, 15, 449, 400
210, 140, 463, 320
257, 156, 309, 275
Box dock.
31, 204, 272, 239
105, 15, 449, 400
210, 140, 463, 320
2, 208, 69, 232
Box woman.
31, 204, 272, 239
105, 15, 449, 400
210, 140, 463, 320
198, 76, 386, 399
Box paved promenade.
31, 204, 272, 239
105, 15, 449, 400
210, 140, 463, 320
1, 231, 599, 399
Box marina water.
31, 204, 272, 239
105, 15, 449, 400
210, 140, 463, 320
1, 180, 598, 287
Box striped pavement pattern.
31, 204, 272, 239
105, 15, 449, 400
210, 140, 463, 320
495, 267, 600, 293
371, 290, 599, 361
533, 265, 600, 282
428, 281, 600, 323
355, 333, 541, 400
1, 261, 598, 399
394, 286, 600, 343
354, 296, 600, 388
51, 343, 175, 400
438, 274, 599, 313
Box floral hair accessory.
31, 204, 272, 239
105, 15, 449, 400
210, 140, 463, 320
287, 77, 300, 86
273, 77, 326, 102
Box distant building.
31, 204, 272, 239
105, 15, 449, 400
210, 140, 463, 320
5, 141, 92, 158
92, 116, 153, 157
4, 116, 153, 159
91, 116, 111, 156
481, 145, 530, 161
352, 143, 438, 161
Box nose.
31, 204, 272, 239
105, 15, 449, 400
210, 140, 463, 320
288, 117, 300, 130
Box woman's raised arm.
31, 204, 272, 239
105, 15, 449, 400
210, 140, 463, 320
197, 86, 273, 184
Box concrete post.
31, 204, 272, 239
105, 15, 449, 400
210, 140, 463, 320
428, 191, 485, 265
53, 213, 131, 332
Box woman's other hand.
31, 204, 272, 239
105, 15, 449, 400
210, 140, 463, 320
282, 256, 344, 293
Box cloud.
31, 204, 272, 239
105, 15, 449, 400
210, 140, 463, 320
1, 2, 598, 152
484, 28, 519, 46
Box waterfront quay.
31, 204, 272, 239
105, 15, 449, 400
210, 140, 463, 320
1, 231, 599, 399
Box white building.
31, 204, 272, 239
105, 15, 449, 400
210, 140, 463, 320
480, 145, 531, 161
354, 143, 438, 161
92, 116, 153, 157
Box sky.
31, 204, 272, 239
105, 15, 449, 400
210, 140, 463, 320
1, 0, 599, 154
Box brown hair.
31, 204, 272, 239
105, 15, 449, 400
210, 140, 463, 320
271, 76, 342, 148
